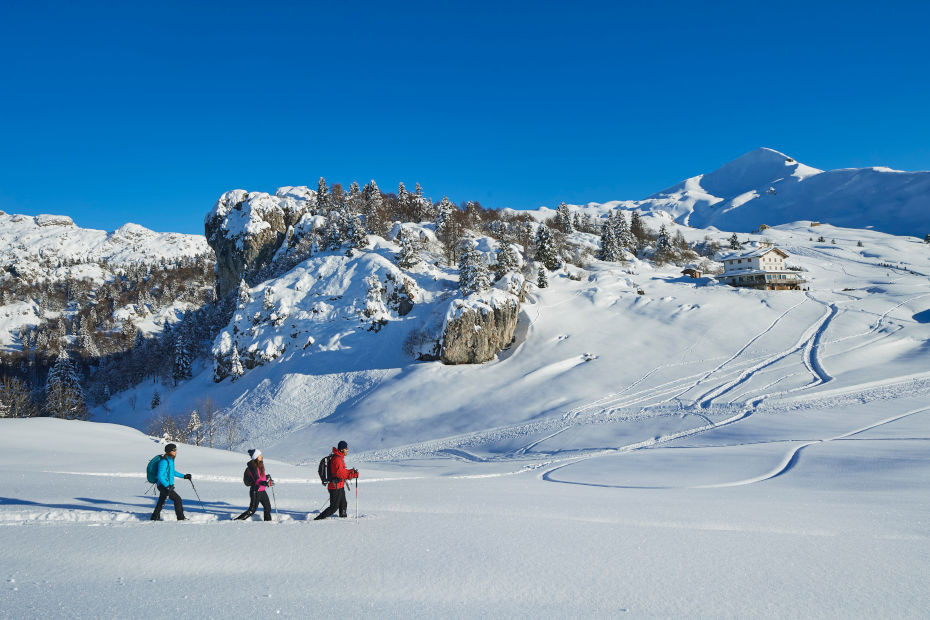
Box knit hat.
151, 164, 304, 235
248, 448, 262, 460
164, 443, 177, 453
337, 440, 348, 451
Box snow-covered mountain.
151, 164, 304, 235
590, 148, 930, 236
0, 211, 211, 280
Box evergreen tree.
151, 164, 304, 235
347, 213, 368, 249
229, 344, 244, 381
186, 410, 203, 446
613, 211, 635, 252
728, 232, 742, 250
78, 319, 99, 359
238, 279, 251, 307
537, 266, 548, 288
535, 225, 561, 271
324, 210, 346, 250
598, 217, 623, 262
263, 286, 275, 311
395, 229, 420, 268
654, 224, 674, 262
458, 244, 492, 295
316, 177, 329, 214
397, 182, 409, 218
495, 243, 520, 280
630, 210, 648, 248
172, 329, 192, 386
151, 389, 160, 410
346, 181, 364, 215
362, 180, 387, 236
555, 202, 574, 233
435, 197, 459, 263
45, 353, 87, 420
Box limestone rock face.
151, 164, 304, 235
440, 290, 520, 364
204, 189, 312, 295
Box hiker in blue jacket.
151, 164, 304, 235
150, 443, 192, 521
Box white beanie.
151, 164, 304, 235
248, 449, 262, 460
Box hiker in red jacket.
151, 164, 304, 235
314, 440, 358, 520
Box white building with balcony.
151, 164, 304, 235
718, 245, 807, 290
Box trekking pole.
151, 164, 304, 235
355, 473, 359, 524
144, 483, 155, 495
270, 484, 278, 521
188, 479, 207, 514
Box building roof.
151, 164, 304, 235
718, 245, 789, 261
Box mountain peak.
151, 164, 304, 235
699, 147, 819, 198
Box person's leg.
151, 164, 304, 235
168, 487, 185, 520
151, 485, 169, 520
259, 491, 272, 521
338, 488, 348, 517
235, 488, 259, 520
314, 488, 341, 520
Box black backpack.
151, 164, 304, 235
243, 466, 253, 487
317, 454, 333, 486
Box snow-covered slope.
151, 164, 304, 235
583, 148, 930, 236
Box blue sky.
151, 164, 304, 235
1, 1, 928, 234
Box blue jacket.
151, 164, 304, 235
156, 456, 185, 488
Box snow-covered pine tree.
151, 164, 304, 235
397, 182, 409, 219
458, 244, 492, 295
395, 229, 420, 268
630, 210, 648, 247
613, 210, 634, 252
45, 352, 87, 420
316, 177, 329, 214
238, 279, 251, 307
151, 389, 160, 409
598, 217, 623, 262
435, 196, 455, 236
555, 202, 574, 234
347, 213, 368, 249
362, 180, 387, 236
654, 224, 674, 262
537, 266, 548, 288
229, 344, 244, 381
186, 409, 203, 446
728, 232, 742, 250
535, 225, 561, 271
324, 210, 346, 250
346, 181, 364, 215
78, 319, 99, 359
263, 286, 275, 311
495, 243, 520, 280
172, 329, 192, 385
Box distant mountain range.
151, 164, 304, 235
587, 148, 930, 237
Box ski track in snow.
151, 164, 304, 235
540, 404, 930, 490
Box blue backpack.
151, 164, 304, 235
146, 455, 164, 484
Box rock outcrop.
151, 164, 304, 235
440, 289, 520, 364
204, 188, 314, 295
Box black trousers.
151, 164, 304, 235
236, 488, 272, 521
314, 487, 347, 520
151, 484, 185, 520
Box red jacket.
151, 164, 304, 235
327, 447, 358, 490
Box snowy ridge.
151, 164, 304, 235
0, 211, 211, 277
537, 148, 930, 236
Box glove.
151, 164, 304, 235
267, 478, 274, 486
351, 468, 359, 478
184, 474, 192, 480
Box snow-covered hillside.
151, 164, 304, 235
582, 148, 930, 236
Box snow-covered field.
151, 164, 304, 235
3, 218, 930, 616
2, 395, 929, 617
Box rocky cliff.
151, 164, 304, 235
440, 288, 521, 364
204, 187, 315, 295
